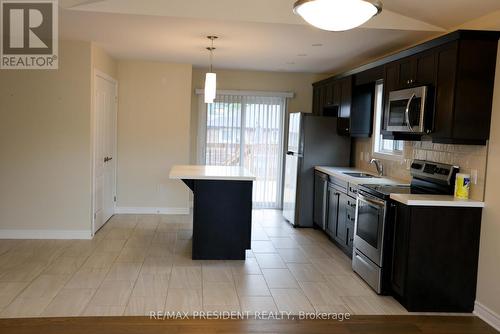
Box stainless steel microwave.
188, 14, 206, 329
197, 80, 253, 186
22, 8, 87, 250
385, 86, 430, 134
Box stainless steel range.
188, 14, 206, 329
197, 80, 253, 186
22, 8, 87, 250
352, 160, 459, 294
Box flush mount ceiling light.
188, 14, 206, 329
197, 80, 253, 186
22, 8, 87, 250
293, 0, 382, 32
204, 36, 218, 104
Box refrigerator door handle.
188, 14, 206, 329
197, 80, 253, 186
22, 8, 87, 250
286, 151, 303, 158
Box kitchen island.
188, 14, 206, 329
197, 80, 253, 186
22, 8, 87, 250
169, 165, 255, 260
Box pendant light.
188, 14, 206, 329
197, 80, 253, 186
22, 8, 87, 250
293, 0, 382, 32
204, 36, 218, 104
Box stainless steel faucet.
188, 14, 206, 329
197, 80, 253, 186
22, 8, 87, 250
370, 158, 384, 176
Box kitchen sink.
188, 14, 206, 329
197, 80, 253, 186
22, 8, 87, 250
343, 172, 380, 178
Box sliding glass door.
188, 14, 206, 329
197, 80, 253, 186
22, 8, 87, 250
202, 94, 286, 209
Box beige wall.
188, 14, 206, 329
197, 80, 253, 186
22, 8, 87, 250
190, 68, 322, 163
476, 41, 500, 324
91, 43, 118, 79
0, 40, 93, 233
116, 60, 192, 212
457, 12, 500, 323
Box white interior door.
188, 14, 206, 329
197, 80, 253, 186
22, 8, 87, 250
93, 73, 117, 234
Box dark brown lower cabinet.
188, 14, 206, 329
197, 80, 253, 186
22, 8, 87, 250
326, 181, 355, 257
391, 203, 483, 312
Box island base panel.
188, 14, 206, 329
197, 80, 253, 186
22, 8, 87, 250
189, 179, 253, 260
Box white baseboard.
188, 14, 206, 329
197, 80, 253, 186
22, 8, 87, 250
115, 207, 190, 215
0, 229, 92, 240
474, 301, 500, 331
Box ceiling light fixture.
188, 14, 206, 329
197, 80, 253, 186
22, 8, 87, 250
293, 0, 382, 32
204, 36, 218, 104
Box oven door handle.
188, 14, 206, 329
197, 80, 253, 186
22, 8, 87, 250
358, 194, 386, 208
405, 93, 416, 132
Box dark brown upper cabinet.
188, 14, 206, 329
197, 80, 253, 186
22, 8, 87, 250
313, 30, 499, 144
431, 39, 498, 145
312, 76, 354, 136
350, 83, 375, 138
383, 50, 437, 97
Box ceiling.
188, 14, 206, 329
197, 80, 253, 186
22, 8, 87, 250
59, 0, 500, 73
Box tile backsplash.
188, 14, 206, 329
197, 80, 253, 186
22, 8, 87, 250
353, 138, 488, 201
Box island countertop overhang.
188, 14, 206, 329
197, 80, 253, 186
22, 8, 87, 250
169, 165, 256, 181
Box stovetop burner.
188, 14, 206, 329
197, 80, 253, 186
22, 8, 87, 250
359, 159, 459, 200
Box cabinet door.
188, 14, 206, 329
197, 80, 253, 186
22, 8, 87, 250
319, 85, 328, 115
415, 51, 436, 86
391, 203, 410, 297
312, 86, 321, 115
432, 42, 458, 140
350, 83, 374, 137
335, 193, 349, 245
339, 77, 352, 118
346, 218, 354, 250
333, 81, 341, 106
399, 58, 414, 88
383, 62, 399, 106
314, 173, 327, 230
326, 186, 340, 238
337, 117, 350, 137
325, 82, 334, 106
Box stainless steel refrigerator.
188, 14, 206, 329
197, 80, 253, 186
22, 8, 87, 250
283, 113, 351, 227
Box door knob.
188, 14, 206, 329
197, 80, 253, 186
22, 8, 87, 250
104, 157, 113, 163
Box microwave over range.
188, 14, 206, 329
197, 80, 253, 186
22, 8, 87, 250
384, 86, 433, 134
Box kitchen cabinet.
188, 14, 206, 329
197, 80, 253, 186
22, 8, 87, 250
383, 50, 436, 99
334, 192, 349, 245
390, 203, 483, 312
350, 83, 374, 137
313, 81, 337, 117
324, 176, 356, 257
312, 76, 354, 136
382, 35, 497, 145
312, 86, 321, 116
337, 77, 353, 136
315, 30, 499, 144
326, 183, 340, 239
313, 171, 328, 230
431, 40, 498, 145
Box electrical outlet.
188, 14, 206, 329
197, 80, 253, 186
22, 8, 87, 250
471, 169, 478, 185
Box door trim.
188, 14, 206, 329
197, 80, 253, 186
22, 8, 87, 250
91, 69, 118, 236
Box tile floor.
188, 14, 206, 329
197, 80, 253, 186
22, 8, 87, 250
0, 210, 408, 318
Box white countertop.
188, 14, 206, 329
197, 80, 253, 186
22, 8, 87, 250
315, 166, 407, 186
390, 194, 485, 208
169, 165, 256, 181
